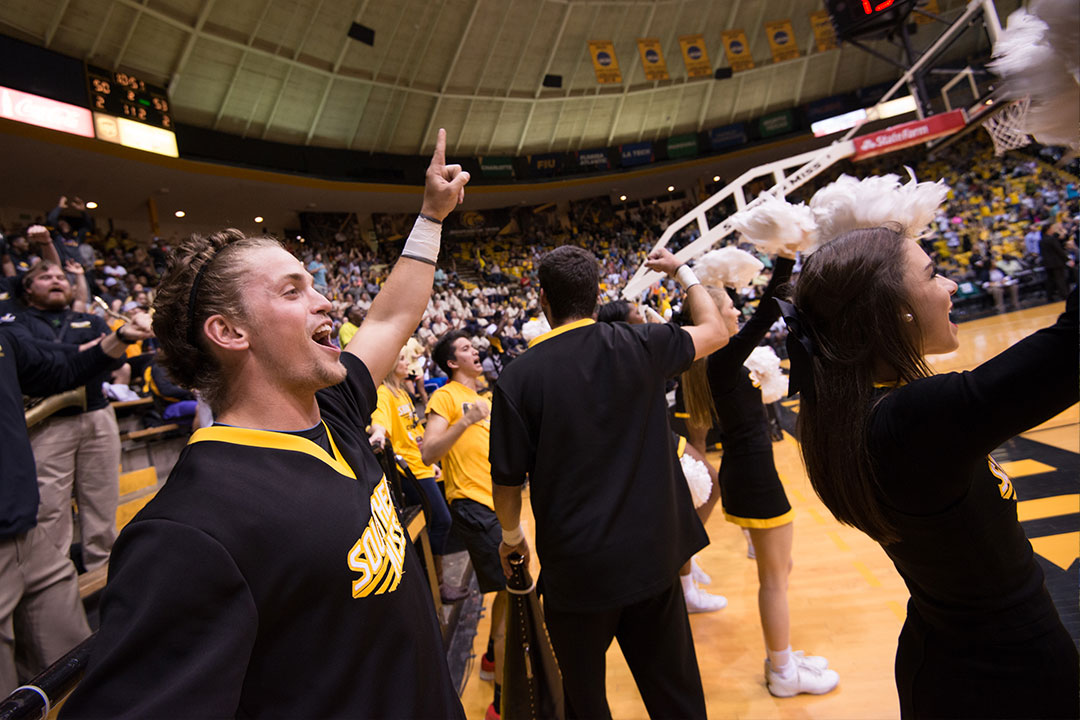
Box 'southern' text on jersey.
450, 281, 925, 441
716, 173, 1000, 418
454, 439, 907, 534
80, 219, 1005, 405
347, 476, 407, 597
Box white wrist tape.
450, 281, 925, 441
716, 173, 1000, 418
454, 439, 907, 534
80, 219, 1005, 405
401, 215, 442, 265
501, 525, 525, 546
675, 264, 700, 291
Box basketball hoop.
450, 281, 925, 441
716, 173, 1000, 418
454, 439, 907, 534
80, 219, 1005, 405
982, 96, 1032, 156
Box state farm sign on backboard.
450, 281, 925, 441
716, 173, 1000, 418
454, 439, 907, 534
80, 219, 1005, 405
853, 110, 966, 160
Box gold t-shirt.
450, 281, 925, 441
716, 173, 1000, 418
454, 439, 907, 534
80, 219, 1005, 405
371, 384, 435, 480
425, 381, 493, 509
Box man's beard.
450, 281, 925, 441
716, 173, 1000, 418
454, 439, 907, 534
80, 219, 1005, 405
35, 290, 73, 311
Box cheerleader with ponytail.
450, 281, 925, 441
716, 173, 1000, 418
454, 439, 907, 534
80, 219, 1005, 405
681, 200, 839, 698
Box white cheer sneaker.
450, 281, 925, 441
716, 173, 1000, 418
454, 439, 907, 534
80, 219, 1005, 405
765, 655, 839, 697
683, 584, 727, 613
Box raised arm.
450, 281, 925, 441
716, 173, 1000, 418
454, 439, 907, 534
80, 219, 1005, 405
10, 312, 152, 396
710, 256, 795, 380
645, 248, 729, 360
346, 128, 470, 382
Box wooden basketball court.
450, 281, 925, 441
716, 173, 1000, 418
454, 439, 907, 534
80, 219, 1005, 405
460, 301, 1077, 719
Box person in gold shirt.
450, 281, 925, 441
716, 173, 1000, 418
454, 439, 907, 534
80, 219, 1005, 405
369, 345, 466, 603
423, 329, 505, 720
338, 307, 362, 347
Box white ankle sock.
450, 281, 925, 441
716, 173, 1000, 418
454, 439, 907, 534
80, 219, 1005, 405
768, 646, 793, 676
679, 573, 695, 595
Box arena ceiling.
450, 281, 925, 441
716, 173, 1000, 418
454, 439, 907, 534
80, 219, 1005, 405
0, 0, 1005, 159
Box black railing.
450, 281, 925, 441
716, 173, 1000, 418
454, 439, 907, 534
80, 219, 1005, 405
0, 635, 93, 720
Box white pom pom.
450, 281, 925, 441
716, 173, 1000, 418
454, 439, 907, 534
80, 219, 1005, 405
991, 2, 1080, 150
520, 316, 551, 343
692, 246, 765, 290
680, 453, 712, 509
729, 194, 818, 256
810, 172, 948, 244
744, 345, 788, 404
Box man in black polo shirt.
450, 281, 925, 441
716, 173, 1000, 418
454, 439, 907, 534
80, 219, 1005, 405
17, 260, 124, 572
490, 245, 729, 719
0, 314, 151, 696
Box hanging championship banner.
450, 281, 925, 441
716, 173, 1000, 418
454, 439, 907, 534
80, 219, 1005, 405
914, 0, 940, 25
765, 20, 800, 63
810, 11, 838, 52
721, 30, 754, 72
678, 34, 713, 78
636, 38, 669, 81
588, 41, 622, 84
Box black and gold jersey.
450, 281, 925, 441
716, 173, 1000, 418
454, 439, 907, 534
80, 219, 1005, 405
870, 291, 1078, 641
491, 318, 706, 613
62, 353, 464, 719
706, 257, 793, 457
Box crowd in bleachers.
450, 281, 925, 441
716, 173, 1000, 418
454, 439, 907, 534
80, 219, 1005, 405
2, 136, 1077, 399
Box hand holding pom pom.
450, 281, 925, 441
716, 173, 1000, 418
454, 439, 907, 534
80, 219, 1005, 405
729, 193, 818, 257
692, 247, 765, 290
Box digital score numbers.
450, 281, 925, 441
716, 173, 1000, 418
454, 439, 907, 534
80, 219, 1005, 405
86, 65, 172, 130
824, 0, 915, 40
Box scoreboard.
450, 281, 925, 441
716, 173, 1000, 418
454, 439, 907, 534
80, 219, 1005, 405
86, 64, 172, 130
824, 0, 918, 40
85, 64, 177, 156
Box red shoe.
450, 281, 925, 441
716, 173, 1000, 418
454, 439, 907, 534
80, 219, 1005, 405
485, 702, 500, 720
479, 652, 495, 681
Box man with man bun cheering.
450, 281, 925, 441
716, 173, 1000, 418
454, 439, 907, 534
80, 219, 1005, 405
62, 130, 470, 719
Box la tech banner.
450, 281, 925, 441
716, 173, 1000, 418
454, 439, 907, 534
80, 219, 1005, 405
678, 34, 713, 78
636, 38, 669, 81
588, 41, 622, 84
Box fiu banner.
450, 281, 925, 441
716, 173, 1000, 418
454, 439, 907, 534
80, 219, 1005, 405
721, 30, 754, 72
678, 34, 713, 78
526, 152, 564, 177
809, 10, 838, 52
479, 156, 515, 179
588, 41, 622, 84
636, 38, 669, 81
765, 19, 800, 63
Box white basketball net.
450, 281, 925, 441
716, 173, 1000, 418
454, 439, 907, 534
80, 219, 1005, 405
982, 96, 1032, 156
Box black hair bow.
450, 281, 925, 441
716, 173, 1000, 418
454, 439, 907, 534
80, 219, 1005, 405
775, 298, 816, 402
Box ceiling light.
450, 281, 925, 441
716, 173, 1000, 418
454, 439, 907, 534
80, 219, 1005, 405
85, 201, 98, 209
667, 186, 675, 192
619, 194, 627, 201
713, 175, 720, 182
174, 210, 185, 218
254, 216, 264, 223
